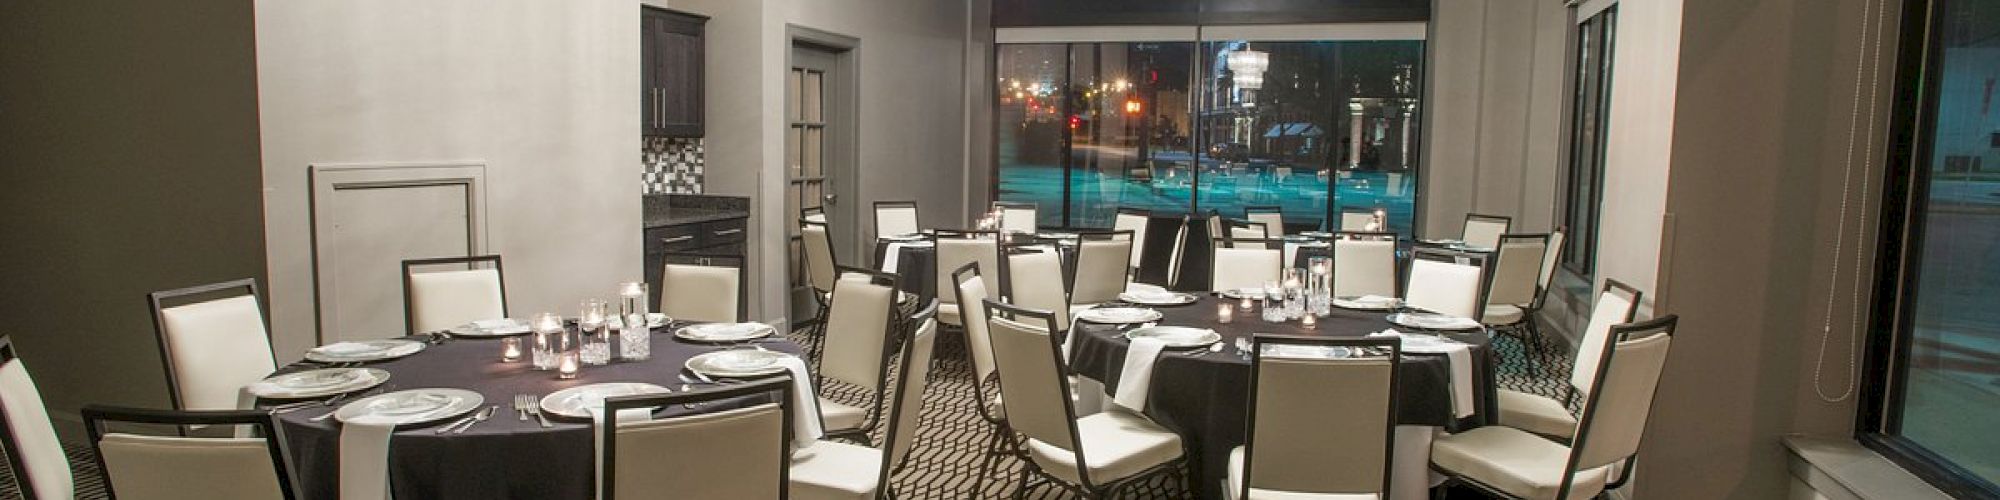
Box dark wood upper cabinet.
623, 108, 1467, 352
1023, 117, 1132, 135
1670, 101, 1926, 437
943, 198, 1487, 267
643, 7, 706, 137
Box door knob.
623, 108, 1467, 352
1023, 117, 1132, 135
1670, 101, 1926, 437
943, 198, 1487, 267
823, 193, 837, 204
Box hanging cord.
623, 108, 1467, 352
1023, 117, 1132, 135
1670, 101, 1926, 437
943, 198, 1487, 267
1816, 0, 1889, 403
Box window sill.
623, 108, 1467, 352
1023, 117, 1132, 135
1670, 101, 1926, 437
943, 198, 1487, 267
1784, 435, 1950, 500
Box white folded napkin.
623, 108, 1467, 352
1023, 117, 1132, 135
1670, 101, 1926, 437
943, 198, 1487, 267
777, 356, 824, 450
1422, 315, 1483, 330
339, 417, 396, 500
1368, 330, 1476, 418
880, 242, 909, 273
1112, 337, 1168, 412
315, 342, 379, 356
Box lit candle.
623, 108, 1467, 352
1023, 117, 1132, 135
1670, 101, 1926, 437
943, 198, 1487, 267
501, 337, 522, 362
1218, 303, 1234, 324
1300, 314, 1317, 329
557, 352, 579, 379
1239, 296, 1255, 310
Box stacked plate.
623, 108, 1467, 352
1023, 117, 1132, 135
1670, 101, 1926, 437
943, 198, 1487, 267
1218, 288, 1271, 300
1386, 312, 1483, 331
1123, 326, 1222, 349
611, 313, 672, 331
448, 318, 531, 337
247, 368, 390, 400
1076, 307, 1162, 324
674, 322, 776, 342
539, 383, 673, 419
880, 232, 927, 242
335, 389, 483, 426
685, 349, 795, 378
1333, 295, 1401, 311
1259, 344, 1354, 359
1119, 289, 1198, 306
305, 339, 426, 363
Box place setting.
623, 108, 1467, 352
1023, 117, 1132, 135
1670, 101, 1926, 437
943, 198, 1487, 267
304, 339, 428, 365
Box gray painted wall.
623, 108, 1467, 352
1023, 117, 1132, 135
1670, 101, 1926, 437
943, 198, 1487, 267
1422, 0, 1569, 238
0, 1, 266, 429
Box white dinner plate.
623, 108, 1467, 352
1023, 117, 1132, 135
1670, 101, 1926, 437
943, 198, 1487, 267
448, 318, 531, 337
1386, 312, 1484, 331
675, 322, 776, 342
305, 339, 427, 363
1123, 326, 1223, 349
1076, 307, 1163, 324
1259, 344, 1355, 359
539, 383, 673, 419
1333, 295, 1401, 311
335, 389, 482, 426
610, 313, 672, 331
686, 349, 796, 378
880, 233, 927, 242
1395, 333, 1467, 354
1217, 288, 1274, 300
1118, 290, 1199, 306
247, 368, 390, 400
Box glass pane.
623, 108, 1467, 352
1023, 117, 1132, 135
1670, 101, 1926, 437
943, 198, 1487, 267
789, 69, 803, 122
786, 126, 801, 177
1195, 39, 1424, 234
1562, 11, 1614, 274
802, 127, 823, 178
1900, 0, 2000, 483
997, 44, 1071, 227
803, 71, 824, 123
1067, 42, 1197, 228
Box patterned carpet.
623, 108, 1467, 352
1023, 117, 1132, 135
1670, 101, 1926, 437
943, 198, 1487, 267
1, 324, 1572, 500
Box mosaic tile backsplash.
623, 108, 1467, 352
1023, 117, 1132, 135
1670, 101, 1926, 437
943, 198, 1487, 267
643, 137, 703, 194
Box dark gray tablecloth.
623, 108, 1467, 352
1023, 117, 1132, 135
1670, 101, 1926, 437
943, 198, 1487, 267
267, 332, 803, 500
1068, 296, 1496, 500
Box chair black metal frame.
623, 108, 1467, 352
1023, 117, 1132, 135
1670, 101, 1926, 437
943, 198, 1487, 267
0, 336, 50, 500
1242, 335, 1401, 500
1331, 231, 1404, 297
1515, 227, 1571, 373
1243, 205, 1285, 236
80, 404, 301, 500
1462, 213, 1514, 241
146, 278, 273, 412
1333, 206, 1378, 231
995, 238, 1073, 316
1434, 315, 1679, 499
817, 265, 905, 445
1483, 233, 1554, 373
981, 300, 1189, 499
950, 262, 1021, 495
1405, 246, 1497, 323
600, 375, 794, 500
1071, 229, 1137, 294
400, 254, 509, 336
800, 219, 841, 355
659, 250, 751, 322
1112, 207, 1155, 274
871, 200, 920, 240
1165, 213, 1194, 289
993, 201, 1039, 232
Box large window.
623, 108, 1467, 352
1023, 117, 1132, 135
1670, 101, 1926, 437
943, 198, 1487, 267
1558, 6, 1615, 276
1868, 0, 2000, 495
995, 28, 1425, 233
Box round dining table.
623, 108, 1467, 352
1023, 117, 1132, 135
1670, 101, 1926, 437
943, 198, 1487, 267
262, 329, 804, 500
1068, 296, 1498, 500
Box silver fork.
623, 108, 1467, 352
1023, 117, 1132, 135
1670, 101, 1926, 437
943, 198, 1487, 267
513, 394, 531, 421
526, 395, 553, 428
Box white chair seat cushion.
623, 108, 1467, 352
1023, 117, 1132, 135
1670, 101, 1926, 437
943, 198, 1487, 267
1482, 305, 1525, 326
1430, 427, 1608, 500
818, 398, 867, 432
788, 440, 882, 499
1024, 409, 1184, 485
938, 303, 962, 326
1496, 390, 1578, 439
1226, 446, 1380, 500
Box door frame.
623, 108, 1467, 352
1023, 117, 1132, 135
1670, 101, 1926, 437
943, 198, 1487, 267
307, 161, 488, 345
786, 26, 860, 322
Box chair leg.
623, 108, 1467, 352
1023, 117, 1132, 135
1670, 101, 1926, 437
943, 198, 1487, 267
1522, 318, 1553, 378
972, 428, 1003, 496
1011, 465, 1031, 500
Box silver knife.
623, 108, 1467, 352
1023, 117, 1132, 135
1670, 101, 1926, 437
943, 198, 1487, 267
436, 411, 480, 434
451, 406, 498, 434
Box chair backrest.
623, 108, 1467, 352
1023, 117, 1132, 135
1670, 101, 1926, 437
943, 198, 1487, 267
1533, 229, 1568, 309
1339, 208, 1375, 231
1403, 247, 1491, 320
0, 338, 73, 500
933, 231, 1002, 307
1166, 215, 1192, 287
873, 201, 920, 238
1571, 280, 1644, 395
1005, 248, 1072, 327
602, 377, 793, 500
1569, 316, 1678, 478
83, 406, 297, 500
801, 206, 828, 223
1070, 231, 1134, 305
1245, 336, 1399, 498
1228, 222, 1270, 249
1332, 232, 1398, 298
1461, 213, 1512, 249
1211, 239, 1283, 293
658, 253, 746, 323
148, 279, 277, 411
402, 255, 508, 335
981, 301, 1080, 455
1485, 234, 1550, 307
801, 221, 839, 294
951, 264, 1000, 387
1113, 208, 1152, 269
1245, 206, 1285, 239
996, 201, 1038, 233
819, 268, 901, 391
883, 317, 940, 473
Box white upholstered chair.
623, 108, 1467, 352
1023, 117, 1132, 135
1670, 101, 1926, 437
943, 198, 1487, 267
1113, 208, 1152, 271
1431, 316, 1678, 500
996, 201, 1038, 234
1165, 215, 1193, 288
933, 230, 1002, 327
402, 255, 508, 335
1070, 232, 1134, 307
1461, 213, 1512, 249
1339, 208, 1376, 231
658, 253, 746, 323
1230, 335, 1401, 500
872, 200, 920, 239
815, 268, 903, 444
600, 376, 794, 500
1496, 280, 1642, 440
983, 300, 1188, 497
147, 279, 277, 412
1210, 238, 1283, 294
1402, 247, 1492, 321
789, 316, 939, 499
1333, 232, 1399, 298
82, 405, 298, 500
1245, 206, 1286, 239
801, 220, 842, 351
1227, 222, 1271, 249
1482, 234, 1550, 328
0, 337, 74, 500
1004, 246, 1075, 328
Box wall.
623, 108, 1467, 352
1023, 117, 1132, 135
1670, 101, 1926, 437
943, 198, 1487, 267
667, 0, 975, 324
1421, 0, 1569, 238
643, 137, 705, 194
0, 1, 265, 428
1642, 0, 1894, 497
255, 0, 642, 357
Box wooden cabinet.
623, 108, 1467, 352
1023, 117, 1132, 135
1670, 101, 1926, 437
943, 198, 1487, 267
643, 216, 745, 317
642, 7, 706, 137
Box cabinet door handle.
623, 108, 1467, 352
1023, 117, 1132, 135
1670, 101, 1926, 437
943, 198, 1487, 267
712, 228, 742, 236
656, 87, 666, 127
661, 235, 695, 244
651, 88, 662, 128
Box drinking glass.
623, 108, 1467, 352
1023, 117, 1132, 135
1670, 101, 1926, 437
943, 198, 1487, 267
579, 299, 611, 365
618, 282, 652, 360
531, 313, 562, 370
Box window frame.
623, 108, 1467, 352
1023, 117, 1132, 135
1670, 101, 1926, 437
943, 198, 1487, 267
1556, 4, 1617, 278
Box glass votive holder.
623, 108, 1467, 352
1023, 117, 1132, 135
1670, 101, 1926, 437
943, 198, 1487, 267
1239, 296, 1255, 311
501, 337, 522, 362
531, 312, 562, 370
1217, 303, 1234, 324
557, 351, 580, 380
1300, 314, 1317, 330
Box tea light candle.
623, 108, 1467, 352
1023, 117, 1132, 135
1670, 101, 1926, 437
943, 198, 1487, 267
501, 337, 522, 362
1239, 296, 1255, 310
557, 352, 580, 379
1217, 303, 1234, 324
1300, 314, 1317, 329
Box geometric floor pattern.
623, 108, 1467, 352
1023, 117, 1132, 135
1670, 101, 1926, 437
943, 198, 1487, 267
4, 324, 1573, 500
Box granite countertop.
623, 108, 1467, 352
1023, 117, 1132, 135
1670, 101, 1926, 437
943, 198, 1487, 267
643, 193, 749, 228
645, 207, 747, 228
